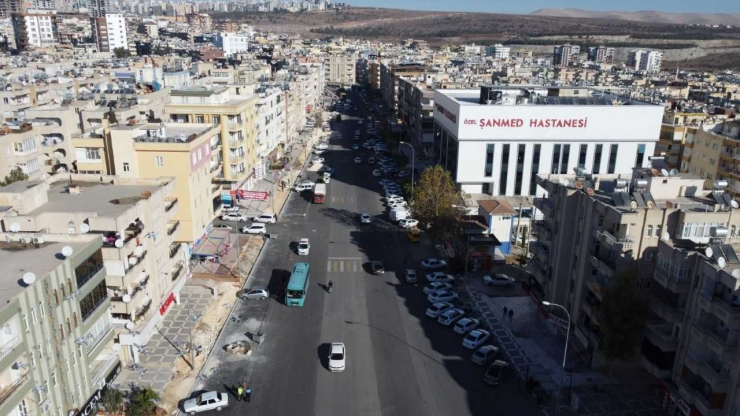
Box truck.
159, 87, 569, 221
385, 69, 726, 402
313, 183, 326, 204
389, 208, 408, 222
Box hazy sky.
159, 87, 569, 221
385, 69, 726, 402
342, 0, 739, 14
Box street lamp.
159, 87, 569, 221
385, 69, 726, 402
399, 141, 415, 201
542, 301, 571, 415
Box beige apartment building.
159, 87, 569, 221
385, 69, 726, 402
680, 121, 740, 196
324, 54, 356, 86
166, 87, 259, 191
0, 233, 120, 416
0, 174, 187, 366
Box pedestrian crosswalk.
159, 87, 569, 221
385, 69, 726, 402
326, 257, 362, 273
330, 197, 355, 204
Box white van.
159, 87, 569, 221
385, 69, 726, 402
294, 183, 314, 192
389, 208, 408, 222
315, 143, 329, 151
323, 172, 331, 183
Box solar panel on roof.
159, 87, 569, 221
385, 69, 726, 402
722, 194, 733, 207
633, 192, 646, 207
713, 193, 726, 205
611, 192, 626, 207
643, 192, 656, 206
620, 193, 633, 207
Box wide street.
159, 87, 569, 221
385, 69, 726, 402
198, 89, 541, 416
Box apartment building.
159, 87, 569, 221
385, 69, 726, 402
627, 50, 663, 73
109, 122, 221, 242
254, 86, 286, 177
587, 46, 615, 65
167, 87, 259, 191
11, 9, 57, 51
88, 0, 111, 17
485, 44, 510, 60
553, 44, 580, 66
397, 76, 434, 149
0, 174, 186, 366
91, 14, 128, 53
379, 63, 430, 125
186, 13, 212, 33
657, 107, 714, 170
212, 32, 250, 56
324, 54, 356, 86
0, 233, 121, 416
678, 121, 740, 196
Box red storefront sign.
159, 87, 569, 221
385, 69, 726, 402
160, 293, 175, 316
241, 191, 269, 201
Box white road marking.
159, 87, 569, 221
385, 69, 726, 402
327, 262, 332, 272
353, 262, 358, 272
340, 261, 344, 272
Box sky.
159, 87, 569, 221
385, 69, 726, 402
342, 0, 739, 15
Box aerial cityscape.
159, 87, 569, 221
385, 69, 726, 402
2, 0, 740, 415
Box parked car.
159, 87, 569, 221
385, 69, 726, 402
358, 120, 364, 125
352, 144, 360, 150
252, 213, 277, 224
361, 213, 372, 224
398, 219, 419, 229
212, 224, 233, 230
372, 169, 382, 177
239, 286, 269, 300
453, 317, 480, 334
221, 213, 247, 222
428, 289, 459, 303
437, 308, 464, 326
388, 200, 407, 209
297, 238, 310, 255
240, 224, 267, 234
354, 157, 362, 164
369, 261, 385, 275
421, 258, 448, 270
484, 360, 509, 385
423, 282, 452, 295
471, 345, 500, 365
463, 329, 491, 349
404, 269, 418, 284
385, 195, 404, 202
221, 206, 240, 213
368, 157, 375, 164
328, 342, 346, 372
425, 272, 455, 283
426, 301, 454, 319
183, 391, 229, 414
482, 274, 515, 287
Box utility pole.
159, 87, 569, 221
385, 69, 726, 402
515, 197, 524, 248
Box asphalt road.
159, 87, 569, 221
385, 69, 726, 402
198, 90, 541, 416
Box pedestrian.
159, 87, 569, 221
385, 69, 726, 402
508, 309, 514, 322
236, 385, 244, 402
245, 386, 252, 402
241, 382, 249, 401
503, 306, 508, 318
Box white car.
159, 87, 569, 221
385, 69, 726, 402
240, 223, 267, 234
315, 143, 329, 150
313, 149, 326, 155
312, 157, 325, 164
328, 342, 346, 372
398, 219, 418, 229
355, 130, 360, 135
426, 272, 455, 283
298, 238, 310, 255
358, 120, 364, 125
463, 329, 491, 349
352, 144, 360, 150
252, 213, 277, 224
372, 169, 382, 177
182, 391, 229, 414
221, 213, 247, 222
423, 282, 452, 295
425, 301, 454, 319
379, 179, 395, 186
471, 345, 500, 365
453, 317, 481, 334
385, 195, 404, 202
404, 269, 418, 284
212, 224, 233, 231
354, 157, 362, 164
388, 200, 407, 209
221, 206, 240, 213
421, 258, 448, 270
361, 213, 372, 224
427, 289, 459, 303
483, 274, 515, 287
438, 308, 464, 326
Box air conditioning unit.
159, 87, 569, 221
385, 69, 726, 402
18, 237, 30, 244
32, 237, 44, 244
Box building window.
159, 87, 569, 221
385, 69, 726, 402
514, 144, 525, 195
529, 144, 541, 195
39, 302, 44, 317
732, 226, 736, 237
647, 225, 653, 237
551, 144, 561, 174
484, 144, 494, 177
51, 372, 57, 386
123, 162, 130, 172
635, 144, 646, 167
710, 158, 716, 166
30, 308, 37, 324
560, 144, 571, 174
499, 144, 510, 195
155, 156, 164, 167
578, 144, 587, 169
592, 144, 603, 174
22, 314, 28, 332
195, 115, 205, 123
608, 144, 618, 174
656, 225, 662, 239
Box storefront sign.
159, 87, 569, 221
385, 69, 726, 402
435, 103, 457, 124
68, 362, 122, 416
476, 117, 589, 129
159, 293, 175, 316
242, 191, 269, 201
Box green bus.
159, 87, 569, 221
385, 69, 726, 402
286, 262, 310, 306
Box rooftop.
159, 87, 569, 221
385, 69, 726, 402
170, 87, 229, 97
126, 123, 216, 144
439, 86, 656, 107
27, 180, 161, 217
0, 240, 89, 306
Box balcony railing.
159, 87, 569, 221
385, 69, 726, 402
210, 163, 222, 173
0, 373, 30, 406
171, 262, 184, 281
0, 337, 20, 361
164, 197, 178, 212
169, 244, 182, 259
82, 296, 108, 322
210, 142, 222, 151
86, 325, 113, 354
167, 221, 180, 237
76, 262, 104, 289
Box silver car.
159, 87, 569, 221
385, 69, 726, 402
240, 287, 269, 300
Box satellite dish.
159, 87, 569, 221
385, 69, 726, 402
661, 169, 670, 177
630, 201, 638, 209
122, 294, 131, 303
718, 257, 727, 269
732, 269, 740, 279
651, 168, 660, 176
705, 247, 714, 258
732, 200, 739, 209
575, 181, 583, 190
128, 257, 138, 266
586, 188, 594, 196
9, 223, 20, 233
80, 223, 90, 234
646, 201, 655, 209
135, 246, 145, 256
115, 239, 124, 248
61, 246, 73, 257
670, 169, 679, 176
662, 232, 670, 241
666, 201, 674, 209
22, 272, 36, 285
124, 321, 135, 330
562, 179, 570, 187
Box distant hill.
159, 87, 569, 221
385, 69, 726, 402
530, 8, 740, 26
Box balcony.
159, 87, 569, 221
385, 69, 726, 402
169, 243, 182, 259
227, 120, 243, 131
212, 184, 222, 196
171, 261, 184, 282
641, 354, 672, 379
82, 296, 110, 323
533, 197, 555, 216
229, 153, 245, 163
653, 264, 690, 293
164, 197, 179, 215
0, 373, 31, 409
86, 324, 114, 355
228, 136, 245, 146
684, 352, 730, 391
167, 221, 180, 238
532, 220, 551, 241
210, 163, 222, 174
718, 165, 740, 180
644, 322, 678, 352
678, 379, 723, 416
649, 292, 684, 324
692, 322, 738, 356
529, 242, 550, 262
599, 230, 634, 250
76, 262, 104, 290
698, 290, 740, 325
0, 337, 22, 372
210, 141, 222, 151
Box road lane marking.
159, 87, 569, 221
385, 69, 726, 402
353, 262, 358, 272
327, 257, 362, 260
327, 262, 331, 272
340, 261, 344, 272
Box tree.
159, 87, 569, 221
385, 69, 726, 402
100, 388, 125, 413
410, 165, 463, 242
0, 167, 28, 187
125, 386, 159, 416
596, 273, 649, 361
113, 47, 130, 59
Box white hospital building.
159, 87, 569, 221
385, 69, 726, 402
432, 86, 665, 196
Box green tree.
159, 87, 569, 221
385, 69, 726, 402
0, 167, 28, 187
113, 47, 130, 59
100, 388, 125, 413
596, 273, 649, 360
125, 386, 159, 416
410, 165, 463, 242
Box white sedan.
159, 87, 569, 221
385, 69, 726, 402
421, 258, 448, 270
425, 272, 455, 283
372, 169, 382, 177
297, 238, 310, 255
483, 274, 516, 287
328, 342, 346, 372
427, 289, 459, 303
463, 329, 491, 349
385, 195, 404, 202
388, 200, 407, 209
423, 282, 452, 295
425, 301, 454, 319
240, 224, 267, 235
221, 213, 247, 222
398, 219, 418, 229
354, 157, 362, 164
183, 391, 229, 414
360, 213, 372, 224
453, 317, 480, 334
437, 308, 464, 326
